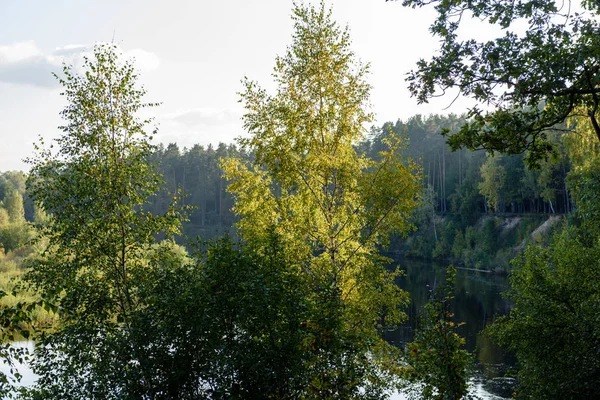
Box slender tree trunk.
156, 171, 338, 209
431, 157, 437, 208
432, 209, 438, 242
442, 149, 446, 212
588, 109, 600, 143
182, 165, 186, 206
458, 152, 462, 186
562, 163, 570, 214
428, 162, 431, 188
219, 172, 223, 219
438, 152, 443, 212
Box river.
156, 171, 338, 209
388, 257, 516, 399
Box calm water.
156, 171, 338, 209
2, 259, 515, 399
388, 257, 516, 399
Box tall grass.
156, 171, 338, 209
0, 244, 58, 336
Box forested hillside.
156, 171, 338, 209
0, 113, 583, 271
130, 112, 576, 270
0, 0, 599, 399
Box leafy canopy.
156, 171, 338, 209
487, 227, 600, 398
24, 43, 184, 399
225, 1, 421, 299
223, 2, 421, 397
485, 112, 600, 397
396, 0, 600, 165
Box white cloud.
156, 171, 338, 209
0, 41, 43, 63
155, 107, 246, 149
163, 107, 242, 128
125, 48, 160, 72
54, 44, 88, 55
0, 41, 160, 88
156, 123, 245, 150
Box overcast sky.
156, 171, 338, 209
0, 0, 484, 171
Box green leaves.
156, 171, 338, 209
487, 225, 600, 398
23, 43, 186, 398
399, 0, 600, 165
226, 2, 421, 397
478, 154, 506, 212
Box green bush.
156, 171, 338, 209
0, 222, 33, 253
487, 227, 600, 398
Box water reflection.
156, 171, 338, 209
385, 257, 516, 399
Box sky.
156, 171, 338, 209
0, 0, 486, 171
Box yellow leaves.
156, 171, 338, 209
223, 128, 420, 331
359, 132, 422, 240
222, 157, 281, 248
564, 110, 600, 169
479, 154, 506, 212
222, 1, 423, 353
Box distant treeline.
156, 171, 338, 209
142, 114, 573, 243
364, 114, 572, 217
0, 113, 577, 262
147, 142, 241, 239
